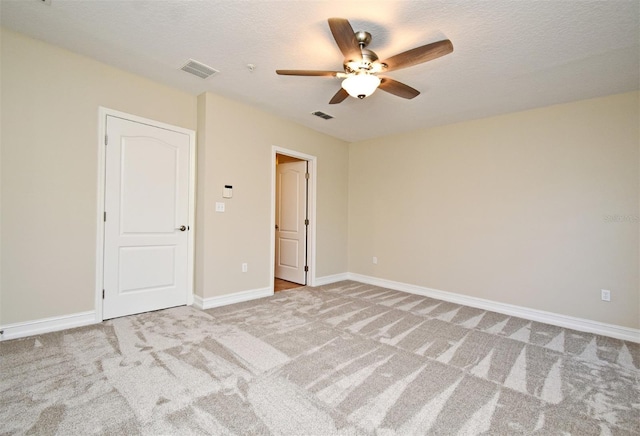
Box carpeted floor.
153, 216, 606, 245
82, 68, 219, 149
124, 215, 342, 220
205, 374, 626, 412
1, 281, 639, 435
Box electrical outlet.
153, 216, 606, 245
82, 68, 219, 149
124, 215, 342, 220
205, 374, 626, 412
215, 202, 225, 212
242, 263, 248, 273
372, 257, 378, 265
601, 289, 611, 302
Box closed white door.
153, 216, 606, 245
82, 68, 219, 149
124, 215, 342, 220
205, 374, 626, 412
103, 115, 190, 319
275, 160, 307, 285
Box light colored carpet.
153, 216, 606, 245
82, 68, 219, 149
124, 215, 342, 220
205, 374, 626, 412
1, 281, 639, 435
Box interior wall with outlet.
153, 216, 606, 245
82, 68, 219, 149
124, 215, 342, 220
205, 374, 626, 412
2, 25, 637, 335
349, 91, 639, 329
195, 92, 348, 299
0, 28, 197, 326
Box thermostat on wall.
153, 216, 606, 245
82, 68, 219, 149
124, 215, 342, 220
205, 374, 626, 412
223, 185, 233, 198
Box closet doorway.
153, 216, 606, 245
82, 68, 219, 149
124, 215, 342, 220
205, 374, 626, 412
272, 148, 317, 292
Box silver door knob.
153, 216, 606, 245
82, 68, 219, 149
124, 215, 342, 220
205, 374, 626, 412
176, 225, 187, 231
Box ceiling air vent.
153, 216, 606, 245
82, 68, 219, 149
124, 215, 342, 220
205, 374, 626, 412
312, 111, 334, 120
180, 59, 219, 79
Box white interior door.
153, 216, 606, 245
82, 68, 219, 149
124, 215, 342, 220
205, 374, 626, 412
275, 160, 307, 285
103, 115, 190, 319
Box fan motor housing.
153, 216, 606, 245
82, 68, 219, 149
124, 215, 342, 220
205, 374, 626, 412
344, 49, 383, 74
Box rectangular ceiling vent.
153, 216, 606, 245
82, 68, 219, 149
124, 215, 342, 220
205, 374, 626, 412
180, 59, 219, 79
312, 111, 334, 120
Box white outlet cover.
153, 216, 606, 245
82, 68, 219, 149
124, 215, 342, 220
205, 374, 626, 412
601, 289, 611, 301
215, 202, 225, 212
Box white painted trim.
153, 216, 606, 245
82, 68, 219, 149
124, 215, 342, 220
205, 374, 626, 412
348, 273, 640, 343
314, 273, 349, 286
185, 117, 197, 308
0, 311, 97, 341
270, 147, 318, 288
96, 108, 107, 323
193, 287, 273, 310
96, 107, 196, 321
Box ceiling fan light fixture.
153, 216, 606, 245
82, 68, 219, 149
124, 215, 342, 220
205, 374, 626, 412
276, 18, 453, 104
341, 74, 381, 99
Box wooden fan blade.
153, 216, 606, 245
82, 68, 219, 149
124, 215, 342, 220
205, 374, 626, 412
276, 70, 340, 77
382, 40, 453, 72
328, 18, 361, 61
379, 78, 420, 99
329, 88, 349, 104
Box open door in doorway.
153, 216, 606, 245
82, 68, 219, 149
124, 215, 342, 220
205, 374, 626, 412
275, 154, 308, 286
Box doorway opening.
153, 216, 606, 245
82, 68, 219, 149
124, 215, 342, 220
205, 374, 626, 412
274, 277, 304, 292
271, 147, 317, 292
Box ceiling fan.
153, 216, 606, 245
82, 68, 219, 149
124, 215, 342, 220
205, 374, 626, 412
276, 18, 453, 104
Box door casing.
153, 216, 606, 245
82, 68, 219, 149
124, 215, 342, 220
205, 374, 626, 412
95, 107, 196, 322
271, 147, 317, 289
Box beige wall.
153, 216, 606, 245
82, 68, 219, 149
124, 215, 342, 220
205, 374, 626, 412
1, 28, 349, 326
349, 91, 640, 329
2, 26, 637, 334
196, 92, 349, 298
0, 28, 197, 325
0, 28, 348, 327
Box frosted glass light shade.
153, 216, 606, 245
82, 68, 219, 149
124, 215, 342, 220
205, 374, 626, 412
341, 74, 381, 99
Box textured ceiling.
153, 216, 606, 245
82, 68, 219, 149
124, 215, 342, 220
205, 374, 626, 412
2, 0, 638, 142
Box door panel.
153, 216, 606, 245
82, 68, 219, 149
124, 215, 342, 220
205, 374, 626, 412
118, 246, 176, 292
280, 171, 301, 231
278, 239, 299, 268
275, 160, 307, 284
103, 116, 190, 319
120, 138, 178, 233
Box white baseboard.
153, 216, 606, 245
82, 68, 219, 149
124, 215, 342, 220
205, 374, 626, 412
193, 286, 273, 310
313, 272, 349, 287
0, 311, 98, 341
347, 273, 640, 343
5, 277, 636, 343
192, 272, 352, 311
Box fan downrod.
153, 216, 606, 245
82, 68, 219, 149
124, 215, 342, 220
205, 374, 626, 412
355, 31, 372, 48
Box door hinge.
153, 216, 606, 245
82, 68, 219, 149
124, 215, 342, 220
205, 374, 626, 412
304, 219, 309, 226
105, 134, 108, 146
304, 265, 309, 272
102, 289, 105, 299
305, 172, 310, 180
103, 211, 107, 222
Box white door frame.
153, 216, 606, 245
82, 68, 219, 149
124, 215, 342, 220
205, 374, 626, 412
95, 107, 196, 323
271, 146, 317, 288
